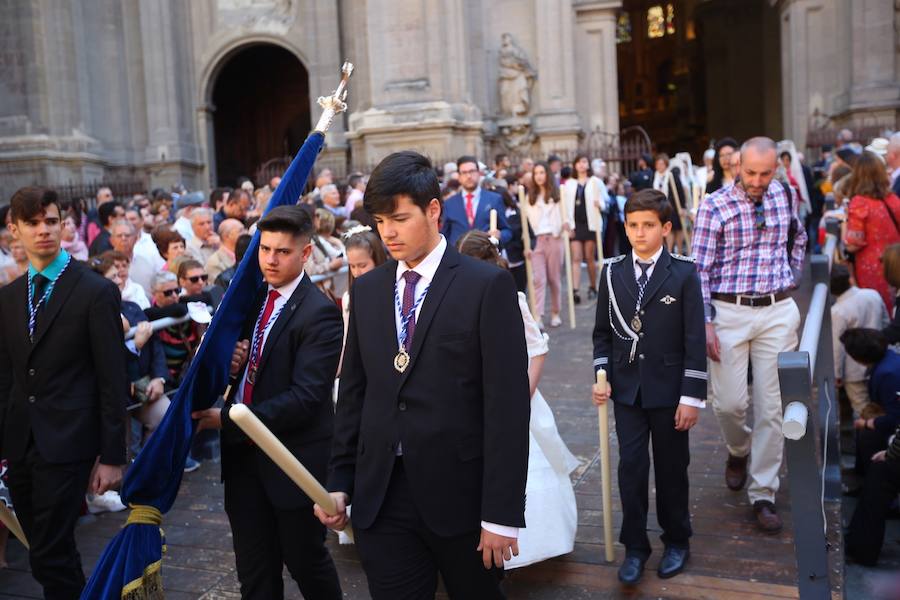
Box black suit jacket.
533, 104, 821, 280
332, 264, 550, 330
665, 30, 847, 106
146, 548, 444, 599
592, 249, 707, 409
220, 274, 343, 511
0, 261, 127, 465
329, 244, 531, 536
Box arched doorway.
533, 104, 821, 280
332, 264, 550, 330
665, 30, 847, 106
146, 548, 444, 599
210, 44, 311, 187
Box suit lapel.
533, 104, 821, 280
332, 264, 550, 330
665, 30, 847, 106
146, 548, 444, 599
257, 275, 311, 370
30, 265, 83, 351
640, 249, 672, 309
381, 261, 401, 356
397, 247, 460, 389
474, 191, 490, 226
7, 277, 31, 351
614, 258, 639, 304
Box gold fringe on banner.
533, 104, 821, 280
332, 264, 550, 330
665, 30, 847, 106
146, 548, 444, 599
120, 505, 165, 600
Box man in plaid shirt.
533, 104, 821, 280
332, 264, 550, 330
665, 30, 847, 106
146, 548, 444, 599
692, 137, 807, 533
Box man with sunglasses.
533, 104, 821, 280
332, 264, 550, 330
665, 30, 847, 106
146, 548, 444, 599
692, 137, 807, 534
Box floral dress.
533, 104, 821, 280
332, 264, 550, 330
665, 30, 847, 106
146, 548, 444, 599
845, 193, 900, 311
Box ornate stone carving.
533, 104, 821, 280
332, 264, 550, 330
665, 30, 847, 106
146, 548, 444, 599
498, 33, 536, 117
498, 116, 534, 155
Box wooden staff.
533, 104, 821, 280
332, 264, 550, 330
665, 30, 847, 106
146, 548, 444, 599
668, 173, 692, 253
596, 369, 614, 562
558, 189, 577, 329
517, 187, 539, 320
229, 404, 354, 542
0, 501, 29, 549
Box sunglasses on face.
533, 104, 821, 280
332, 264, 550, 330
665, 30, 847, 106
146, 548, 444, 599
186, 274, 209, 284
160, 288, 179, 297
753, 202, 767, 231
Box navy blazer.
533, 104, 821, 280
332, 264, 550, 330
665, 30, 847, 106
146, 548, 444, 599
592, 249, 707, 408
121, 301, 168, 383
441, 189, 512, 248
870, 350, 900, 436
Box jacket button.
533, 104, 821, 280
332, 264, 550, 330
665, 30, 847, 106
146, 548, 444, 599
28, 369, 35, 376
640, 310, 645, 315
28, 395, 36, 403
398, 402, 407, 411
638, 354, 645, 360
639, 332, 645, 338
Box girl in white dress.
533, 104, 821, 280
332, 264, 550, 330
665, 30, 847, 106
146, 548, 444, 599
457, 230, 579, 568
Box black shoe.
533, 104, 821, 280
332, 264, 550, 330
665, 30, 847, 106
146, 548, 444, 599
573, 290, 581, 305
657, 546, 689, 579
617, 555, 646, 585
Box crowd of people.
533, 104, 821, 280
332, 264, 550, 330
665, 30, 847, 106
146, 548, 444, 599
1, 125, 900, 597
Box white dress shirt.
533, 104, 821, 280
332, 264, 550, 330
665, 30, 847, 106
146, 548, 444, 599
631, 247, 705, 409
526, 196, 562, 237
394, 235, 518, 539
233, 271, 306, 403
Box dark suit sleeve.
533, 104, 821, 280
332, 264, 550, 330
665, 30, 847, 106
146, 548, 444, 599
479, 270, 530, 527
89, 280, 128, 465
148, 336, 168, 381
328, 284, 365, 499
592, 265, 613, 384
680, 264, 707, 399
883, 302, 900, 344
224, 301, 342, 437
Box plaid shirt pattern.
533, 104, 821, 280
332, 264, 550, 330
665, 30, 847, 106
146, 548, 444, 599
692, 180, 807, 307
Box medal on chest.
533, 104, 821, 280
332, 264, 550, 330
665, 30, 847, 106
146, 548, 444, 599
393, 348, 410, 373
630, 315, 642, 332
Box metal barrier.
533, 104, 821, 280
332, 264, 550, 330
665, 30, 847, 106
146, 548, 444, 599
777, 226, 842, 600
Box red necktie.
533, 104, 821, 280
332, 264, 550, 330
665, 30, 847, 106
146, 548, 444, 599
465, 193, 475, 227
242, 289, 280, 405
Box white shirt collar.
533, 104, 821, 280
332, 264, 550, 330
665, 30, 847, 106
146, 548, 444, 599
268, 270, 306, 299
396, 235, 447, 285
632, 245, 664, 268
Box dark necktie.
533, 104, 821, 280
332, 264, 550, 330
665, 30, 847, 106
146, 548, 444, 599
32, 274, 49, 310
401, 270, 422, 351
636, 261, 653, 289
242, 289, 280, 405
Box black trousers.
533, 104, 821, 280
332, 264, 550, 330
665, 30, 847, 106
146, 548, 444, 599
613, 399, 691, 558
223, 452, 341, 600
847, 458, 900, 566
6, 441, 94, 600
854, 428, 891, 477
509, 263, 527, 294
355, 459, 504, 600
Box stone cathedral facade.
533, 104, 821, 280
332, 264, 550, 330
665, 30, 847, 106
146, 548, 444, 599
0, 0, 898, 192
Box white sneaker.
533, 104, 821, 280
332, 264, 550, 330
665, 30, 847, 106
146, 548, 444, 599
86, 490, 127, 514
550, 314, 562, 328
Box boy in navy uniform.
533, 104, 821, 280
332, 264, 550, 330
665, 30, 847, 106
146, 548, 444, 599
591, 189, 706, 585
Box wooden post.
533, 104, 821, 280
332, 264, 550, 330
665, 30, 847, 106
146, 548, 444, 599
558, 190, 577, 329
596, 369, 614, 563
518, 187, 539, 320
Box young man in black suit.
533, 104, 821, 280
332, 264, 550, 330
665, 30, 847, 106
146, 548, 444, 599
0, 187, 126, 599
591, 189, 706, 585
316, 151, 531, 599
192, 205, 343, 599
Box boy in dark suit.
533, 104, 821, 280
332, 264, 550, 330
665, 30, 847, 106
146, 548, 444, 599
191, 206, 343, 599
591, 188, 707, 585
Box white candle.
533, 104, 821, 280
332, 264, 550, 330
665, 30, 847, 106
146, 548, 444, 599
489, 208, 497, 232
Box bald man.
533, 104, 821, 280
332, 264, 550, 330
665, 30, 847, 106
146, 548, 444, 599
206, 218, 245, 281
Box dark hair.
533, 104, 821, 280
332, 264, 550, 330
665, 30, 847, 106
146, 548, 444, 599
348, 173, 364, 189
847, 151, 891, 200
364, 151, 442, 216
831, 165, 851, 183
560, 166, 572, 180
345, 229, 388, 288
152, 226, 185, 258
572, 154, 592, 176
457, 230, 507, 269
624, 189, 672, 224
547, 154, 561, 164
708, 137, 738, 193
176, 259, 204, 280
256, 205, 314, 240
494, 153, 508, 166
840, 328, 887, 365
88, 253, 118, 278
210, 187, 231, 207
829, 263, 852, 296
457, 155, 479, 170
234, 233, 253, 263
9, 187, 61, 223
528, 162, 560, 205
227, 188, 251, 206
779, 151, 792, 162
98, 201, 122, 227
882, 243, 900, 288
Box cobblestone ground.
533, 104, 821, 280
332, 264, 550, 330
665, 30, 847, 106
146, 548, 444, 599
1, 265, 896, 598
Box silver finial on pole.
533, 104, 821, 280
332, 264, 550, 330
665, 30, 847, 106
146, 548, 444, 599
315, 61, 354, 133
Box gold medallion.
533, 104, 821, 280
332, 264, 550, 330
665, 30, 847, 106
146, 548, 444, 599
394, 348, 410, 373
630, 315, 642, 333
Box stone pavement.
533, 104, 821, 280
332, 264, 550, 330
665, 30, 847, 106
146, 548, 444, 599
1, 269, 894, 598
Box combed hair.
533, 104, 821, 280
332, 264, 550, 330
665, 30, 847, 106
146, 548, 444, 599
98, 201, 122, 227
829, 263, 852, 296
9, 187, 61, 223
363, 151, 442, 216
152, 226, 185, 258
840, 328, 887, 364
176, 259, 204, 280
624, 188, 672, 224
151, 271, 177, 291
256, 205, 314, 239
457, 230, 507, 269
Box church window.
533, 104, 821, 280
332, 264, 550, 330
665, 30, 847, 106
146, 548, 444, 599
647, 6, 665, 39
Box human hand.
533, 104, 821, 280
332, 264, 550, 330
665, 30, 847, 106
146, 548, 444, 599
872, 450, 887, 463
231, 340, 249, 375
675, 404, 699, 431
524, 248, 532, 259
91, 462, 123, 495
133, 321, 153, 350
206, 233, 221, 247
854, 418, 870, 430
191, 408, 222, 432
705, 323, 720, 362
477, 529, 519, 569
313, 492, 350, 531
488, 228, 501, 241
147, 378, 165, 402
592, 382, 612, 406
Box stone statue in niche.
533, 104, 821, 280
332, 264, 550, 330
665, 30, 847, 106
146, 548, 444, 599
498, 33, 536, 117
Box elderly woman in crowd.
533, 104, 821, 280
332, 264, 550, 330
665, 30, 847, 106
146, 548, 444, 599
152, 226, 187, 273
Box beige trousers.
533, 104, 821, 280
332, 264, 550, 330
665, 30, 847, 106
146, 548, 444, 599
709, 298, 801, 504
843, 381, 871, 417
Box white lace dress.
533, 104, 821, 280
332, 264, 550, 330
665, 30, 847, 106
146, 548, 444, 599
506, 292, 580, 569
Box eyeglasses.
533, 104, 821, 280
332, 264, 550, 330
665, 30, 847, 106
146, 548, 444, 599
160, 288, 179, 297
753, 202, 767, 231
186, 274, 209, 284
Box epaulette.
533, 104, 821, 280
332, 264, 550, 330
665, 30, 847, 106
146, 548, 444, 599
671, 253, 695, 263
603, 255, 627, 265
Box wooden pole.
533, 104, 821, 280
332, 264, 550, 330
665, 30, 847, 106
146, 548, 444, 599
229, 404, 354, 542
0, 501, 28, 549
558, 189, 577, 329
596, 369, 614, 563
518, 187, 539, 320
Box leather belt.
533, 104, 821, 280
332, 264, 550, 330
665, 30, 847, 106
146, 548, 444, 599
712, 291, 790, 307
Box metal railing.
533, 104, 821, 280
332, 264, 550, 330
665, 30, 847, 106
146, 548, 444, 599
777, 222, 842, 600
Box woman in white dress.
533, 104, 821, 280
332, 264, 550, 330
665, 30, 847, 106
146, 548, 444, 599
457, 230, 579, 568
